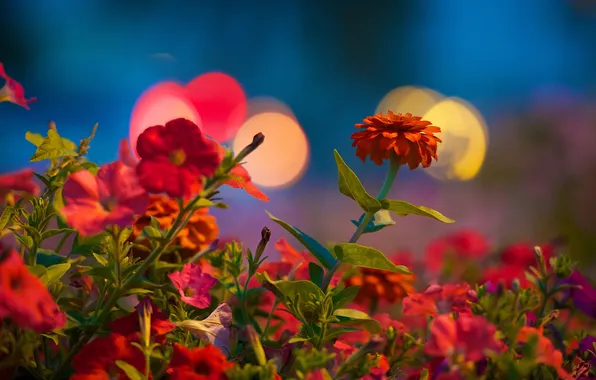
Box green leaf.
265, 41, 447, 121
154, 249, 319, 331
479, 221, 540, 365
13, 233, 34, 250
30, 129, 79, 162
72, 232, 110, 255
257, 272, 325, 302
25, 131, 44, 147
0, 206, 14, 231
42, 263, 71, 287
92, 253, 109, 266
380, 199, 454, 224
333, 308, 381, 334
28, 265, 48, 278
334, 150, 382, 213
36, 249, 68, 267
308, 262, 324, 288
142, 225, 162, 239
266, 211, 337, 269
332, 286, 361, 310
115, 360, 144, 380
333, 243, 411, 274
41, 228, 74, 240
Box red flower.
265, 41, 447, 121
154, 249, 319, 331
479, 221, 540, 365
0, 248, 66, 333
109, 297, 174, 341
71, 334, 146, 380
424, 283, 477, 315
167, 343, 233, 380
402, 293, 438, 317
516, 327, 573, 380
216, 143, 269, 201
425, 230, 489, 273
136, 118, 221, 198
61, 161, 149, 236
0, 168, 40, 197
0, 62, 36, 109
425, 314, 500, 363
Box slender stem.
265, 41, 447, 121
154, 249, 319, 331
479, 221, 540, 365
51, 135, 265, 380
55, 231, 72, 254
262, 299, 281, 338
323, 156, 401, 291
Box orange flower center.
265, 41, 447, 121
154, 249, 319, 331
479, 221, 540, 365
184, 287, 195, 297
169, 149, 187, 166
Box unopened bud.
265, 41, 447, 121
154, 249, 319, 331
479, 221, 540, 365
254, 227, 271, 263
235, 133, 265, 162
48, 121, 57, 131
534, 246, 547, 273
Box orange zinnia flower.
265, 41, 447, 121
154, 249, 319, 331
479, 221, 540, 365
351, 111, 441, 169
345, 267, 415, 306
130, 195, 218, 261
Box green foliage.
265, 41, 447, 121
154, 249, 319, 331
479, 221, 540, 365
226, 362, 280, 380
332, 308, 381, 333
115, 360, 144, 380
334, 150, 382, 213
380, 199, 455, 223
266, 211, 337, 269
333, 243, 411, 273
350, 209, 396, 234
29, 129, 79, 162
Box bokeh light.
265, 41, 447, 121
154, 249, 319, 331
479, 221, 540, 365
376, 86, 444, 116
129, 81, 202, 158
422, 98, 489, 181
232, 112, 310, 188
242, 96, 297, 120
185, 72, 247, 143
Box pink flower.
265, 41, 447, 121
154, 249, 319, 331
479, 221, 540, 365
0, 168, 40, 197
0, 62, 36, 109
425, 314, 500, 363
61, 161, 149, 236
168, 263, 217, 309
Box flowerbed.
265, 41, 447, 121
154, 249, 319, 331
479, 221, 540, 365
1, 66, 595, 380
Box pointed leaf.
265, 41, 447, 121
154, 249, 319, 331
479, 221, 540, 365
380, 199, 454, 223
36, 249, 67, 267
333, 308, 381, 333
115, 360, 144, 380
0, 206, 14, 231
257, 272, 325, 302
42, 263, 71, 287
25, 132, 44, 147
266, 211, 337, 269
41, 228, 74, 240
30, 129, 79, 162
334, 150, 381, 213
333, 243, 411, 274
332, 286, 361, 310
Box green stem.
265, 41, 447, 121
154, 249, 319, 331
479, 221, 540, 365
261, 299, 281, 339
55, 231, 72, 254
348, 155, 400, 244
50, 135, 265, 380
323, 156, 401, 291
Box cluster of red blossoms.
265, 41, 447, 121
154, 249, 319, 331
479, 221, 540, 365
1, 80, 596, 380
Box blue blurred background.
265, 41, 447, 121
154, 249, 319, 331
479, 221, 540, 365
1, 0, 596, 260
